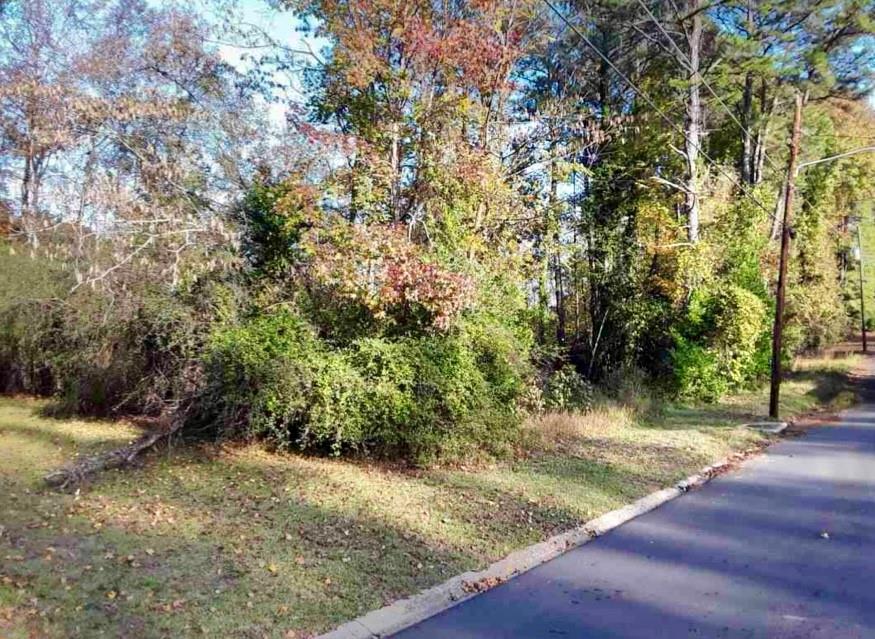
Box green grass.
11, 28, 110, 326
0, 353, 862, 638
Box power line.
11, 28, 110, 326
635, 0, 813, 230
633, 1, 869, 225
541, 0, 780, 225
633, 0, 783, 176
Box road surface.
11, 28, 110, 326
394, 366, 875, 638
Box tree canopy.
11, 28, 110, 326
2, 0, 875, 460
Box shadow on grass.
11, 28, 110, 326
2, 455, 482, 637
0, 420, 136, 452
0, 356, 863, 638
0, 409, 599, 638
645, 367, 856, 433
1, 479, 486, 638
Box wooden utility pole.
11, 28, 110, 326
858, 221, 868, 353
769, 92, 804, 420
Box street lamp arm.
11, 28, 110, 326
796, 146, 875, 173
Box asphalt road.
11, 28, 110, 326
394, 369, 875, 638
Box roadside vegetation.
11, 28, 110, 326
0, 351, 861, 638
2, 0, 875, 636
3, 0, 875, 468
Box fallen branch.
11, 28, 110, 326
44, 407, 186, 488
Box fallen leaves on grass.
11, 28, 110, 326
152, 599, 186, 613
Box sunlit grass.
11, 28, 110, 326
0, 351, 862, 638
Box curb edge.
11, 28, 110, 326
316, 456, 738, 639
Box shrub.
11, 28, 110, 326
0, 248, 229, 415
670, 337, 726, 402
671, 284, 769, 401
0, 249, 69, 395
543, 364, 593, 411
197, 306, 531, 461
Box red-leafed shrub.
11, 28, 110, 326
304, 221, 474, 334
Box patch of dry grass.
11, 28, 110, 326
524, 404, 637, 451
792, 351, 863, 373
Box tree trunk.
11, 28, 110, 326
45, 407, 187, 488
684, 0, 702, 243
537, 244, 548, 344
740, 73, 754, 184
21, 151, 31, 212
753, 89, 777, 185
549, 132, 566, 347
554, 252, 566, 346
390, 121, 400, 221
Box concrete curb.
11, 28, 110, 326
745, 421, 788, 434
316, 456, 742, 639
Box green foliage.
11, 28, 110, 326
0, 248, 69, 395
0, 246, 232, 415
543, 364, 594, 412
198, 305, 531, 461
671, 284, 770, 401
237, 178, 315, 276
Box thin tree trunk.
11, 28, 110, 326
390, 121, 400, 221
753, 90, 777, 185
549, 128, 566, 346
21, 152, 31, 212
554, 253, 566, 346
537, 245, 548, 344
684, 0, 702, 243
348, 156, 358, 223
740, 73, 754, 184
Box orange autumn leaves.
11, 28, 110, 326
304, 221, 474, 331
303, 0, 533, 95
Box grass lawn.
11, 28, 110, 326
0, 351, 862, 638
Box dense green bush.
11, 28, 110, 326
543, 364, 594, 411
197, 306, 531, 461
0, 248, 227, 415
671, 284, 769, 401
0, 250, 67, 395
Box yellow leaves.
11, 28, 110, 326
1, 575, 26, 589
153, 599, 186, 613
106, 590, 117, 600
267, 563, 278, 574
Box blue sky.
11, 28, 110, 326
217, 0, 313, 65
213, 1, 875, 113
207, 0, 328, 123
